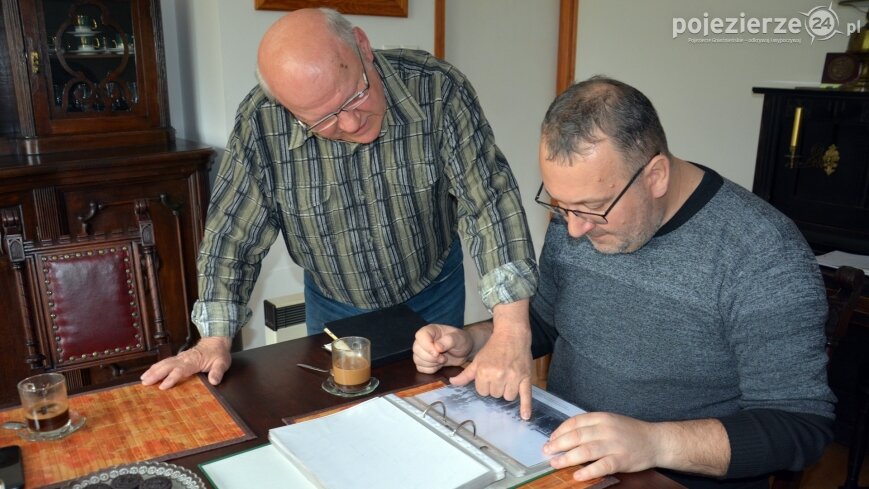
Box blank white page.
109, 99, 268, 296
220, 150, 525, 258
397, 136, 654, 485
200, 445, 315, 489
269, 396, 496, 489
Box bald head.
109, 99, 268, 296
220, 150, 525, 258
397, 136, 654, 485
257, 8, 360, 111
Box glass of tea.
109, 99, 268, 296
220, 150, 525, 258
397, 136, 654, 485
17, 373, 84, 441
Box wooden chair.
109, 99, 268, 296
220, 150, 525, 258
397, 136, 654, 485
832, 265, 868, 489
1, 199, 171, 389
771, 265, 865, 489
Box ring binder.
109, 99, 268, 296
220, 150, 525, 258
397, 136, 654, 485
422, 400, 477, 438
268, 394, 506, 489
200, 383, 618, 489
453, 419, 476, 438
422, 400, 447, 423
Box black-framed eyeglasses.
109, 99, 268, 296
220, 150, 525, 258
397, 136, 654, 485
534, 155, 657, 225
296, 45, 370, 134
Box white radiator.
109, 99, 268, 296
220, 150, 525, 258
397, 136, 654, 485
263, 293, 307, 344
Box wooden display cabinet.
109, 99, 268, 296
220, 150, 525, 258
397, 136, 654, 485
0, 0, 214, 405
1, 0, 172, 155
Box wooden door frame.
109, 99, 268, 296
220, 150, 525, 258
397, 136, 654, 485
557, 0, 578, 94
434, 0, 577, 92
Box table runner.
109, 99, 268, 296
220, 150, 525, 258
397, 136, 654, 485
0, 375, 254, 488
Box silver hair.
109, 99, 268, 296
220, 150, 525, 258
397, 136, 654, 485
255, 66, 276, 100
319, 7, 358, 48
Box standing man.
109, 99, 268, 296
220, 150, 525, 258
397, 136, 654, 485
414, 76, 835, 488
142, 8, 538, 417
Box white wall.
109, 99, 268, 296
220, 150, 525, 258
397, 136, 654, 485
164, 0, 852, 349
575, 0, 865, 188
445, 0, 558, 324
161, 0, 558, 349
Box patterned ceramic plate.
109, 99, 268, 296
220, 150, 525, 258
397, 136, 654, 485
65, 461, 205, 489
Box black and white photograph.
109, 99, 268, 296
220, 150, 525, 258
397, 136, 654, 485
413, 384, 585, 468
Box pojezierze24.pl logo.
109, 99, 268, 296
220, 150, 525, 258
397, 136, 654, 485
672, 3, 862, 44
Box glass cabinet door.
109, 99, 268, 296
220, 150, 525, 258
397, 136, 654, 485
16, 0, 168, 144
44, 0, 139, 114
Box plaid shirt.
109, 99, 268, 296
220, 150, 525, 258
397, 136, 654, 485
193, 49, 538, 337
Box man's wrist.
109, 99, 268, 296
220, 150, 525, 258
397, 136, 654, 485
464, 322, 494, 359
197, 336, 233, 351
649, 419, 730, 476
490, 299, 531, 336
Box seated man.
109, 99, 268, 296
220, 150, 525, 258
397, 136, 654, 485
413, 76, 835, 489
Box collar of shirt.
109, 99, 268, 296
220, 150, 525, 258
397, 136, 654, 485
281, 50, 427, 151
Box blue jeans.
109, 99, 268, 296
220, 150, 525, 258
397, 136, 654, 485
304, 239, 465, 334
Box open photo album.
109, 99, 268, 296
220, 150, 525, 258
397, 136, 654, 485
200, 383, 592, 489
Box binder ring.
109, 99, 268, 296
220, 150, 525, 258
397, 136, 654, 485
422, 401, 447, 421
453, 419, 476, 438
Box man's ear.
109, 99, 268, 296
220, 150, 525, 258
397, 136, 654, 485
645, 154, 671, 199
353, 27, 373, 60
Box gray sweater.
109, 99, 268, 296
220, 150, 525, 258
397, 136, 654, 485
530, 166, 835, 489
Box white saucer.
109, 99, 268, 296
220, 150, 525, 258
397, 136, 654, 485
17, 410, 86, 441
322, 376, 379, 398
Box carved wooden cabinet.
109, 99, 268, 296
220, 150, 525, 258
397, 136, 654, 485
752, 86, 869, 446
752, 87, 869, 325
1, 0, 172, 155
0, 0, 214, 405
752, 87, 869, 255
0, 143, 213, 405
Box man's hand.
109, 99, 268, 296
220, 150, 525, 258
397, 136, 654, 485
450, 300, 533, 419
412, 324, 474, 374
141, 336, 233, 390
543, 412, 660, 480
543, 413, 730, 481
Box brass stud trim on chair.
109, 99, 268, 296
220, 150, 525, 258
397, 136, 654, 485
46, 247, 138, 364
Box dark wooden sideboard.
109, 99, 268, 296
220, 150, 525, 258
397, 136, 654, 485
0, 1, 215, 405
0, 141, 213, 406
752, 87, 869, 317
752, 86, 869, 444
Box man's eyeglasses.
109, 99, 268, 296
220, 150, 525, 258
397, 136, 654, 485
296, 45, 370, 134
534, 155, 656, 225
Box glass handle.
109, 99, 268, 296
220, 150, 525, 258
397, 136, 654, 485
29, 51, 39, 74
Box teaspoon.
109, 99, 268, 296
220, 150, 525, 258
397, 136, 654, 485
296, 363, 330, 374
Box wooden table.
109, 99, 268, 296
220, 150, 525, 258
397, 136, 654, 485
171, 334, 685, 489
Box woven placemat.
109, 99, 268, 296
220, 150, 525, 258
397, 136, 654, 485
0, 375, 254, 488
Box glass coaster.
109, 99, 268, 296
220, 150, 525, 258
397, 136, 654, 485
18, 410, 86, 442
321, 377, 379, 398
